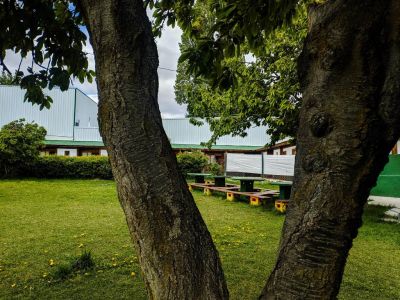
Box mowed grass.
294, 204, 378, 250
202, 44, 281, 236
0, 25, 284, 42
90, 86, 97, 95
0, 180, 399, 299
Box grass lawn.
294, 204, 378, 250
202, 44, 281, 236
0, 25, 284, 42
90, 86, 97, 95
0, 179, 399, 299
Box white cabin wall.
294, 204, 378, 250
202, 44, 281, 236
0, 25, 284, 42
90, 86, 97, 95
56, 148, 77, 157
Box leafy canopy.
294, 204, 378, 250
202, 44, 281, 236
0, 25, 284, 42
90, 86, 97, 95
150, 0, 299, 88
174, 2, 307, 145
0, 71, 14, 84
0, 0, 94, 109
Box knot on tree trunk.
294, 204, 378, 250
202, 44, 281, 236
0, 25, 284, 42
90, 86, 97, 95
310, 112, 333, 137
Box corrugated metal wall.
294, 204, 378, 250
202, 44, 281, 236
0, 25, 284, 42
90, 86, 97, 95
74, 127, 102, 141
73, 118, 268, 145
162, 119, 269, 146
0, 85, 75, 140
0, 86, 269, 146
75, 89, 99, 128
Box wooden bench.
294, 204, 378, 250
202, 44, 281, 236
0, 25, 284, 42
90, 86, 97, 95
226, 189, 279, 206
188, 183, 238, 193
188, 182, 279, 207
202, 184, 239, 196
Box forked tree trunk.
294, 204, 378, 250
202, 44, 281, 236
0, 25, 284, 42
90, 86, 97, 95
261, 0, 400, 299
78, 1, 228, 299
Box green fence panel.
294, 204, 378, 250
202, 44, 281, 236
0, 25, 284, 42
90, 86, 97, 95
370, 155, 400, 197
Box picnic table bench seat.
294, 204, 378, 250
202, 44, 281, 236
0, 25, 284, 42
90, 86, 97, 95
188, 180, 280, 207
188, 182, 238, 191
225, 189, 279, 206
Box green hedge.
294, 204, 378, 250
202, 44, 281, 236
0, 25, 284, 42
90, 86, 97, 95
7, 151, 221, 179
23, 156, 113, 179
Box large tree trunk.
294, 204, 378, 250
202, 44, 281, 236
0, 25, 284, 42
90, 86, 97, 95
261, 0, 400, 299
78, 1, 228, 299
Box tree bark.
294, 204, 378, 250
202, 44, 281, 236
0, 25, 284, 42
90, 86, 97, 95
261, 0, 400, 299
77, 1, 228, 299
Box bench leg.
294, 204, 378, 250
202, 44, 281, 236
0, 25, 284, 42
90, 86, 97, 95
226, 192, 235, 201
204, 188, 212, 196
250, 196, 262, 206
275, 200, 288, 213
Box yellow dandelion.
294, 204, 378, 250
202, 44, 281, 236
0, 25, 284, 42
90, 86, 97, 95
78, 243, 84, 248
43, 273, 48, 278
112, 263, 117, 267
111, 257, 115, 261
49, 259, 55, 266
11, 283, 16, 288
130, 272, 136, 277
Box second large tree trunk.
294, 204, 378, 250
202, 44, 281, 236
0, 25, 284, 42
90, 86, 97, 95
78, 1, 228, 299
261, 0, 400, 299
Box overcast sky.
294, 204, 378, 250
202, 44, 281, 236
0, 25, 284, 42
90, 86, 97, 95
73, 26, 186, 118
4, 25, 187, 118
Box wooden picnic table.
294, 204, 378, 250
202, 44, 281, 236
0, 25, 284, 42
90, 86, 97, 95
269, 180, 293, 199
231, 176, 265, 192
187, 173, 211, 183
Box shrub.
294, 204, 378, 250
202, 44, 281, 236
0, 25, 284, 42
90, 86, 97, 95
204, 162, 223, 175
176, 151, 209, 176
0, 119, 46, 177
24, 156, 113, 179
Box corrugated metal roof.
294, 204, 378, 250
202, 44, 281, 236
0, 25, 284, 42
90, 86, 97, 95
170, 144, 262, 151
1, 86, 270, 147
45, 140, 104, 147
162, 119, 269, 147
44, 140, 262, 151
0, 85, 75, 139
0, 85, 99, 141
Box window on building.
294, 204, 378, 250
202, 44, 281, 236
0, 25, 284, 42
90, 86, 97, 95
65, 151, 70, 156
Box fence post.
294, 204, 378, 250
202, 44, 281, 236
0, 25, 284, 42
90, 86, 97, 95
224, 152, 227, 176
261, 152, 264, 177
